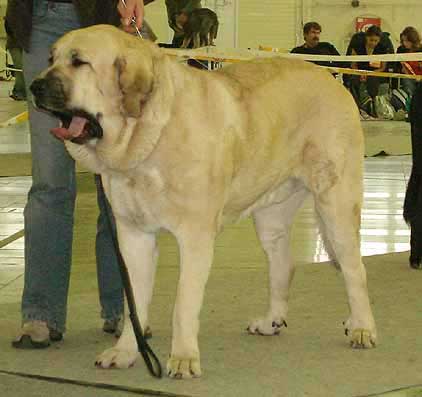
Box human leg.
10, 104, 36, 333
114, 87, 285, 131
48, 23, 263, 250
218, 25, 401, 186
15, 1, 82, 346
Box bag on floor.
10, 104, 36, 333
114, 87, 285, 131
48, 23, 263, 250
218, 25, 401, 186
390, 88, 409, 111
374, 95, 395, 120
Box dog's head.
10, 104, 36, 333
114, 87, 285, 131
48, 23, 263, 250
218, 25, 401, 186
31, 25, 155, 144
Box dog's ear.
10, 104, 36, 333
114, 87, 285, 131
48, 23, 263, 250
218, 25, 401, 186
114, 46, 154, 117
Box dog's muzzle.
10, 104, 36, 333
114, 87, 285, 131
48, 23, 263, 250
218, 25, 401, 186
30, 77, 103, 145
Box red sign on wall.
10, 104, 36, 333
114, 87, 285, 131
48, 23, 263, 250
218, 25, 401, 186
356, 17, 381, 32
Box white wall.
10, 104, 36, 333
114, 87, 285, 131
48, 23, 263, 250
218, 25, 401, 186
238, 0, 297, 50
234, 0, 422, 52
144, 0, 173, 43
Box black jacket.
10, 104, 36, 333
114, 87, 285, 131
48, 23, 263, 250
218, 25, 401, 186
290, 42, 346, 68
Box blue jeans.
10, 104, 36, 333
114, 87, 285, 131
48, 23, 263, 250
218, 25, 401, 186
21, 0, 123, 333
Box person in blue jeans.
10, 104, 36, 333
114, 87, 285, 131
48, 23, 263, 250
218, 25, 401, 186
6, 0, 145, 348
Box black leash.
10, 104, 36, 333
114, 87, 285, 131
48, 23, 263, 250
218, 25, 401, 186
0, 370, 190, 396
98, 175, 162, 378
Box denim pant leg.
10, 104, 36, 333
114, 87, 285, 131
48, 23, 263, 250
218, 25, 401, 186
21, 1, 81, 333
9, 47, 26, 98
94, 175, 124, 320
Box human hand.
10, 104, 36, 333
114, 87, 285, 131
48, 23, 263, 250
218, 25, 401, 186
117, 0, 144, 32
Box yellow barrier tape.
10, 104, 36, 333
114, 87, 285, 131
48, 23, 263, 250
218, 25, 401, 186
0, 111, 28, 129
164, 48, 422, 80
163, 46, 422, 63
324, 66, 422, 80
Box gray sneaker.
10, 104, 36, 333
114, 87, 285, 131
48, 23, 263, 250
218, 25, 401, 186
12, 320, 63, 349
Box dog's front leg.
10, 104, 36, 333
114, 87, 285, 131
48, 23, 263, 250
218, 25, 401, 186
64, 141, 105, 174
96, 221, 158, 369
167, 228, 215, 379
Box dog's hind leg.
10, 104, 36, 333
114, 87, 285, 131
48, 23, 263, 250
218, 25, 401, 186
96, 221, 158, 369
193, 33, 200, 49
181, 36, 191, 48
309, 152, 377, 349
247, 186, 309, 336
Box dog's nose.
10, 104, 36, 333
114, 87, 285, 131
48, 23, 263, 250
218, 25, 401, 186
30, 78, 48, 97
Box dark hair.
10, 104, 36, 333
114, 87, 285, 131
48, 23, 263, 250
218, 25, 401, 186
303, 22, 322, 35
401, 26, 422, 50
365, 25, 382, 37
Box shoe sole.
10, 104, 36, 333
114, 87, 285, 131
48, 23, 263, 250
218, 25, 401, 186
12, 335, 50, 349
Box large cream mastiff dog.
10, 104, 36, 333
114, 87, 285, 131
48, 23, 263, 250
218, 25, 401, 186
30, 25, 377, 378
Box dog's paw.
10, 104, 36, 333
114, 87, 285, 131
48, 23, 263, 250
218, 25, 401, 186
247, 316, 287, 336
349, 328, 376, 349
167, 356, 201, 379
95, 347, 139, 369
343, 318, 377, 349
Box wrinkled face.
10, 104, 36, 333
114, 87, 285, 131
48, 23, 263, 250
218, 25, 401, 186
365, 34, 380, 50
304, 28, 321, 48
30, 25, 154, 144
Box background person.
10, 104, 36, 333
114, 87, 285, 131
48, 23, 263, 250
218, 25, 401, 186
4, 2, 26, 101
5, 0, 145, 349
398, 26, 422, 97
291, 21, 342, 69
349, 25, 388, 117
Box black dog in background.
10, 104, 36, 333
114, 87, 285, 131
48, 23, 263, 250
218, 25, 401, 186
404, 82, 422, 269
176, 8, 219, 49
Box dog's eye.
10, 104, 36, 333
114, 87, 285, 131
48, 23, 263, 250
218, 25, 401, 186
48, 56, 54, 66
72, 58, 89, 68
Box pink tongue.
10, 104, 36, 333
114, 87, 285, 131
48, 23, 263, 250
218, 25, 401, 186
50, 116, 88, 141
68, 116, 88, 136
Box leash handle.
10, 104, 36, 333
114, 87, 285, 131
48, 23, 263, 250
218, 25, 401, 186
98, 175, 162, 378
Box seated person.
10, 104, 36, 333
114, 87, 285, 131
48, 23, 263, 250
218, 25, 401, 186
349, 25, 388, 117
291, 22, 342, 69
398, 26, 422, 97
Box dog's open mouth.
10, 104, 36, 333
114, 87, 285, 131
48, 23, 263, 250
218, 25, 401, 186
49, 109, 103, 145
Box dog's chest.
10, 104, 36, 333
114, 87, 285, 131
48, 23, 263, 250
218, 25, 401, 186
104, 170, 164, 231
